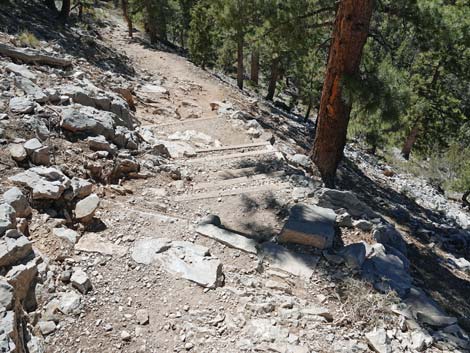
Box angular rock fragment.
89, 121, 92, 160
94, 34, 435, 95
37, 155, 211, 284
70, 177, 93, 199
75, 233, 128, 257
70, 269, 92, 294
3, 187, 32, 218
317, 188, 377, 218
196, 224, 258, 254
75, 193, 100, 222
9, 143, 27, 162
0, 203, 16, 236
6, 63, 37, 81
365, 328, 391, 353
53, 228, 79, 245
58, 291, 82, 314
9, 97, 35, 114
15, 77, 47, 102
131, 238, 172, 265
373, 225, 407, 255
0, 235, 33, 267
260, 242, 319, 278
278, 204, 336, 249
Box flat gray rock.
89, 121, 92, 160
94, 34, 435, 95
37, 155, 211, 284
0, 203, 16, 236
3, 187, 32, 218
196, 224, 258, 254
317, 188, 377, 218
0, 235, 33, 268
365, 328, 391, 353
58, 291, 82, 315
61, 105, 116, 139
9, 97, 35, 114
5, 63, 36, 81
131, 238, 172, 265
53, 228, 79, 244
71, 177, 93, 199
9, 167, 70, 200
278, 204, 336, 249
75, 233, 128, 257
15, 77, 47, 102
260, 242, 319, 278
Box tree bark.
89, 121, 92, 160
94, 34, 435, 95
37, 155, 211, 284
311, 0, 374, 187
121, 0, 133, 38
59, 0, 71, 22
250, 49, 259, 85
266, 57, 280, 101
401, 121, 420, 160
44, 0, 57, 12
304, 98, 313, 122
237, 35, 244, 90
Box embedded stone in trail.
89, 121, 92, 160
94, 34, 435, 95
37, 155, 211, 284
196, 224, 258, 254
53, 228, 79, 245
131, 238, 223, 288
75, 233, 128, 257
9, 97, 35, 114
131, 238, 172, 265
260, 242, 319, 278
278, 204, 336, 249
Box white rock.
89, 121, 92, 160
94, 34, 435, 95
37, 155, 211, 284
365, 328, 391, 353
58, 291, 82, 314
53, 228, 79, 244
3, 187, 32, 218
9, 97, 35, 114
75, 193, 100, 222
70, 268, 92, 294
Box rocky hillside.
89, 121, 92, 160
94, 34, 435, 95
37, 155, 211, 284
0, 1, 469, 353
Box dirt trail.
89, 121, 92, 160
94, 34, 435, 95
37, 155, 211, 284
40, 17, 341, 353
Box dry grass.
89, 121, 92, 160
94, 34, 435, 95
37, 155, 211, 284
17, 30, 40, 48
333, 277, 399, 330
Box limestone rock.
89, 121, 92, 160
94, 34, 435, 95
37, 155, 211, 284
260, 242, 319, 278
38, 321, 56, 336
75, 233, 128, 257
53, 228, 79, 245
0, 203, 17, 236
58, 291, 82, 314
75, 193, 100, 222
196, 224, 258, 254
9, 167, 70, 200
365, 328, 391, 353
3, 187, 32, 218
278, 204, 336, 249
70, 177, 93, 199
9, 97, 35, 114
5, 63, 37, 81
70, 268, 92, 294
136, 309, 149, 325
339, 242, 367, 269
9, 143, 27, 162
317, 188, 377, 218
61, 105, 116, 140
131, 238, 172, 265
0, 280, 14, 310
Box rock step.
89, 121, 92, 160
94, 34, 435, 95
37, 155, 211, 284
142, 116, 218, 128
173, 182, 291, 202
192, 171, 286, 191
182, 147, 280, 164
215, 165, 284, 180
194, 141, 272, 154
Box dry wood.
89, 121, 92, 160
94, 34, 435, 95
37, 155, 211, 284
0, 44, 72, 68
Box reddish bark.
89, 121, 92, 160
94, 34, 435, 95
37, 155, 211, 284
311, 0, 374, 187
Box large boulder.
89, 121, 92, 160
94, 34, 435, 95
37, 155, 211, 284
278, 204, 336, 249
9, 167, 71, 200
61, 105, 116, 140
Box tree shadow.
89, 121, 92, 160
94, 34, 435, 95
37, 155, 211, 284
336, 157, 470, 329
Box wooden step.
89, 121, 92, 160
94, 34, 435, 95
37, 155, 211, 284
173, 182, 290, 202
143, 116, 218, 128
193, 171, 285, 190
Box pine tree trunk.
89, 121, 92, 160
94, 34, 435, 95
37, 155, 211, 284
401, 122, 420, 160
59, 0, 71, 22
121, 0, 133, 38
250, 49, 259, 85
304, 98, 313, 122
237, 35, 244, 90
266, 57, 279, 101
45, 0, 57, 12
311, 0, 374, 187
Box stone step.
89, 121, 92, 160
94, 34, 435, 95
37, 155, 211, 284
142, 116, 218, 128
193, 171, 285, 190
194, 141, 271, 154
173, 182, 290, 202
183, 147, 280, 163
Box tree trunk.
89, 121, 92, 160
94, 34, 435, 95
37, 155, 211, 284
45, 0, 57, 12
304, 98, 313, 122
250, 49, 259, 84
401, 122, 420, 160
237, 35, 244, 90
59, 0, 71, 22
121, 0, 133, 38
311, 0, 374, 187
266, 57, 280, 101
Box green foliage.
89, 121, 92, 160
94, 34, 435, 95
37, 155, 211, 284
188, 1, 215, 67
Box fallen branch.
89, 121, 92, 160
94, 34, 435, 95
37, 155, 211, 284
0, 43, 72, 68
